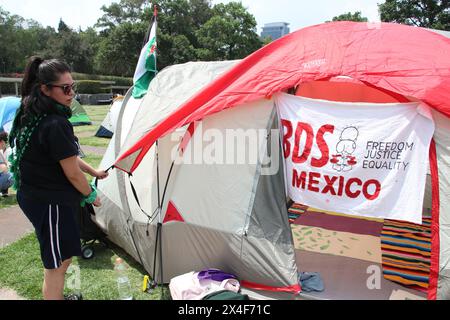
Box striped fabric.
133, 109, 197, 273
381, 218, 431, 292
288, 203, 308, 223
289, 202, 432, 292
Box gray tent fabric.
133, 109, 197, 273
432, 109, 450, 300
427, 29, 450, 300
244, 112, 297, 287
95, 61, 300, 291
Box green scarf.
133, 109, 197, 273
8, 101, 73, 191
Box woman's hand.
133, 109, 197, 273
94, 170, 109, 180
92, 196, 102, 207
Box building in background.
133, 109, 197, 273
261, 22, 290, 40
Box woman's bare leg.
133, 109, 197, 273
42, 258, 72, 300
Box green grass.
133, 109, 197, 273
74, 125, 100, 134
82, 153, 104, 182
0, 233, 43, 298
0, 233, 169, 300
0, 105, 170, 300
78, 136, 110, 148
83, 105, 110, 119
83, 105, 110, 114
83, 153, 103, 171
74, 105, 110, 138
0, 192, 18, 209
76, 105, 110, 149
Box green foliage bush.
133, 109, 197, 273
0, 83, 19, 95
73, 73, 133, 86
76, 80, 103, 94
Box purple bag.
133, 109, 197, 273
169, 270, 240, 300
197, 269, 237, 282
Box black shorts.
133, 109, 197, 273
17, 192, 81, 269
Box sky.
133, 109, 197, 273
1, 0, 382, 33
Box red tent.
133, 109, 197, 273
107, 21, 450, 300
115, 21, 450, 173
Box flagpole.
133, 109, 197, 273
142, 3, 157, 48
153, 5, 158, 70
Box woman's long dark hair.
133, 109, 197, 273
8, 56, 71, 148
7, 57, 72, 190
19, 56, 71, 126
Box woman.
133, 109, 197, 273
9, 56, 108, 300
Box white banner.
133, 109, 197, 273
275, 93, 435, 224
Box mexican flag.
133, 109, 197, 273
132, 18, 157, 99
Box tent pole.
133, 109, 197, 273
154, 139, 164, 295
158, 222, 163, 297
156, 140, 161, 214
151, 220, 160, 281
112, 88, 149, 274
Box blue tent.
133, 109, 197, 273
0, 96, 20, 133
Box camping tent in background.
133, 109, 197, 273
95, 96, 124, 138
1, 97, 93, 131
94, 22, 450, 300
0, 96, 20, 133
69, 99, 92, 126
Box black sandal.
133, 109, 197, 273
64, 293, 83, 300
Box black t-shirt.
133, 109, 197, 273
19, 114, 82, 205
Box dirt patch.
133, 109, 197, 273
0, 288, 26, 300
0, 206, 34, 249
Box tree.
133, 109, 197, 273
152, 0, 214, 67
96, 0, 147, 32
167, 34, 197, 64
3, 1, 263, 76
0, 7, 23, 73
95, 22, 146, 76
261, 36, 273, 46
379, 0, 450, 30
78, 28, 101, 74
0, 7, 54, 73
94, 0, 262, 72
58, 18, 72, 33
196, 2, 262, 60
0, 6, 102, 75
36, 19, 95, 73
331, 11, 369, 22
95, 0, 198, 70
190, 0, 214, 30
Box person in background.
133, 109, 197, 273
9, 56, 108, 300
0, 131, 14, 196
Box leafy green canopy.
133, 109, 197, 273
379, 0, 449, 30
95, 0, 263, 74
0, 1, 265, 77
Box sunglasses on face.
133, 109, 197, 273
47, 82, 77, 95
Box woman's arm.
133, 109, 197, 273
60, 156, 102, 206
60, 156, 93, 196
77, 157, 108, 179
77, 157, 96, 176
